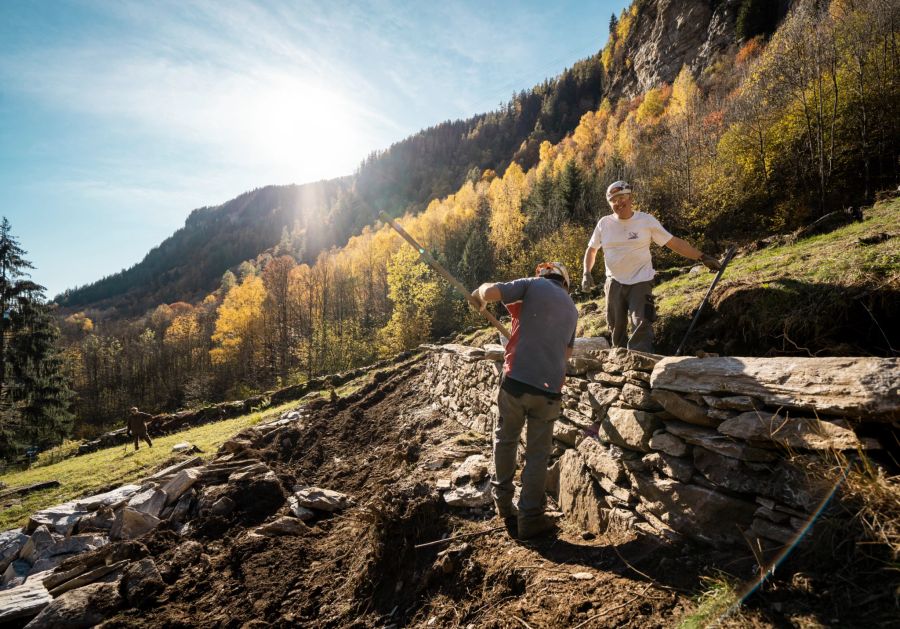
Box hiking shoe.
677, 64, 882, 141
517, 514, 557, 540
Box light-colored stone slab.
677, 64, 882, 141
27, 503, 88, 536
110, 507, 160, 540
161, 468, 202, 505
450, 455, 489, 486
442, 481, 492, 508
74, 485, 141, 512
127, 488, 168, 518
0, 530, 28, 573
0, 569, 53, 623
651, 356, 900, 419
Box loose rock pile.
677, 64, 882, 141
424, 343, 898, 549
0, 410, 354, 625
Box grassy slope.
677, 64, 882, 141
578, 197, 900, 355
0, 401, 299, 531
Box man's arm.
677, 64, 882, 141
582, 246, 599, 290
470, 283, 502, 312
664, 237, 721, 271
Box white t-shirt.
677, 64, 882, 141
587, 211, 673, 285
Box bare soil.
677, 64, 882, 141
96, 358, 898, 628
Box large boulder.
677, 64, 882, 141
161, 468, 203, 505
74, 485, 141, 512
450, 455, 489, 486
127, 488, 168, 518
600, 408, 662, 452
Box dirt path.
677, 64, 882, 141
93, 359, 883, 628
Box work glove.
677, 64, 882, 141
700, 253, 722, 272
581, 273, 595, 292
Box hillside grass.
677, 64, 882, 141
0, 400, 299, 531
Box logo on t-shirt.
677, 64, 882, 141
627, 231, 639, 240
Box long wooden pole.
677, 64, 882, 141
379, 211, 511, 339
675, 246, 737, 356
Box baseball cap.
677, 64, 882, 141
535, 261, 570, 288
606, 180, 632, 202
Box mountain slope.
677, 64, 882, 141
56, 0, 750, 317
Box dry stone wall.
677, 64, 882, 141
423, 343, 899, 549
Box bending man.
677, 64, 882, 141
582, 180, 720, 353
471, 262, 578, 539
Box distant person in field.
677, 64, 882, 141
581, 180, 721, 353
470, 261, 578, 540
127, 407, 153, 450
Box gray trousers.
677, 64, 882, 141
492, 388, 560, 518
605, 278, 656, 353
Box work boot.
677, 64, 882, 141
517, 514, 557, 540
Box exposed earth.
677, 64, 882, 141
44, 357, 895, 628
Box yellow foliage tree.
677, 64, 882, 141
209, 275, 266, 366
488, 162, 528, 266
378, 245, 441, 355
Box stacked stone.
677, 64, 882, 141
421, 343, 898, 550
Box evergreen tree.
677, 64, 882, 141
7, 299, 73, 449
0, 218, 73, 460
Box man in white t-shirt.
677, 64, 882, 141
581, 180, 721, 352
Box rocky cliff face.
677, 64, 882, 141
606, 0, 744, 98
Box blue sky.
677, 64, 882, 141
1, 0, 627, 298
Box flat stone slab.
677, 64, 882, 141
110, 507, 161, 540
127, 488, 168, 518
292, 486, 352, 512
651, 356, 900, 419
74, 484, 141, 512
0, 569, 54, 623
27, 503, 88, 536
663, 420, 777, 462
718, 412, 862, 450
651, 390, 716, 427
162, 468, 202, 505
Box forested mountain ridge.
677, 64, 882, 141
52, 0, 898, 435
55, 0, 751, 317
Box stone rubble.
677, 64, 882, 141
0, 411, 316, 624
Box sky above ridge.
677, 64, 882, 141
1, 0, 628, 298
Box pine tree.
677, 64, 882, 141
8, 299, 73, 449
0, 218, 73, 460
